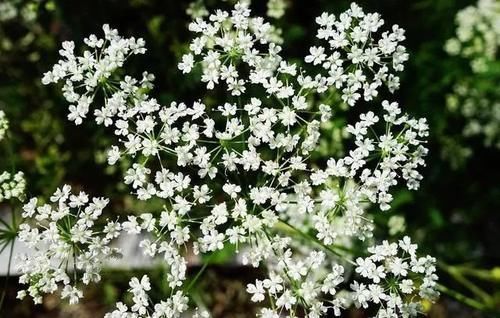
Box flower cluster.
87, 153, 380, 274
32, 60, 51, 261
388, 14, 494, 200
444, 0, 499, 73
447, 80, 500, 149
243, 235, 438, 317
306, 3, 408, 105
0, 1, 17, 22
17, 185, 121, 304
267, 0, 288, 19
0, 0, 38, 23
186, 0, 209, 19
104, 275, 204, 318
0, 109, 8, 141
0, 171, 26, 202
0, 111, 26, 202
388, 215, 406, 236
186, 0, 288, 45
179, 2, 284, 95
445, 0, 500, 150
35, 2, 436, 316
187, 0, 288, 20
246, 235, 348, 317
109, 210, 191, 311
352, 237, 439, 317
41, 24, 148, 125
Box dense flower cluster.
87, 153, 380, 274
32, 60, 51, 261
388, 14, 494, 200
267, 0, 288, 19
307, 4, 408, 105
245, 235, 439, 317
41, 24, 148, 125
0, 111, 26, 202
186, 0, 209, 19
387, 215, 406, 236
104, 275, 195, 318
30, 2, 437, 316
447, 80, 500, 149
186, 0, 288, 21
445, 0, 499, 73
17, 185, 121, 304
186, 0, 284, 44
0, 109, 8, 141
0, 0, 38, 23
246, 236, 348, 317
445, 0, 500, 149
0, 171, 26, 202
352, 237, 439, 317
0, 1, 16, 22
180, 2, 285, 95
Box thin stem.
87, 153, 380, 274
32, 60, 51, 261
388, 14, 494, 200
436, 283, 490, 312
0, 239, 15, 310
455, 266, 500, 283
3, 130, 17, 174
438, 262, 492, 304
276, 219, 356, 265
185, 253, 216, 293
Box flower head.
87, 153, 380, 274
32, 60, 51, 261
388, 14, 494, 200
17, 185, 120, 304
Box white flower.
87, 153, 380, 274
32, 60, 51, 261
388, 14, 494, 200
305, 46, 326, 65
61, 285, 83, 305
178, 53, 195, 73
0, 171, 26, 202
0, 110, 8, 141
39, 3, 435, 316
267, 0, 288, 19
444, 0, 500, 149
247, 280, 266, 302
17, 186, 119, 304
352, 237, 439, 316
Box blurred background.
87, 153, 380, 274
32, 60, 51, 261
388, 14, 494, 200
0, 0, 499, 317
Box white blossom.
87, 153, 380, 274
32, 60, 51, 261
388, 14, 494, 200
17, 185, 120, 304
38, 2, 437, 316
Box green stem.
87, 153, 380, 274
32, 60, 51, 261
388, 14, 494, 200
439, 262, 493, 304
0, 239, 15, 310
1, 129, 17, 174
185, 253, 216, 293
276, 219, 356, 265
436, 283, 492, 312
453, 265, 500, 283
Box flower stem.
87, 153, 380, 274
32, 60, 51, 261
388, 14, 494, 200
438, 262, 493, 305
436, 283, 494, 313
0, 239, 15, 311
275, 219, 356, 265
185, 252, 217, 293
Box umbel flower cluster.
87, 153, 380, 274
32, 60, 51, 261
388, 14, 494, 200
186, 0, 288, 26
17, 185, 121, 305
246, 236, 438, 317
0, 0, 38, 24
22, 2, 437, 317
0, 171, 26, 202
445, 0, 499, 73
186, 0, 285, 45
0, 110, 26, 203
0, 110, 8, 141
445, 0, 500, 149
352, 237, 438, 317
